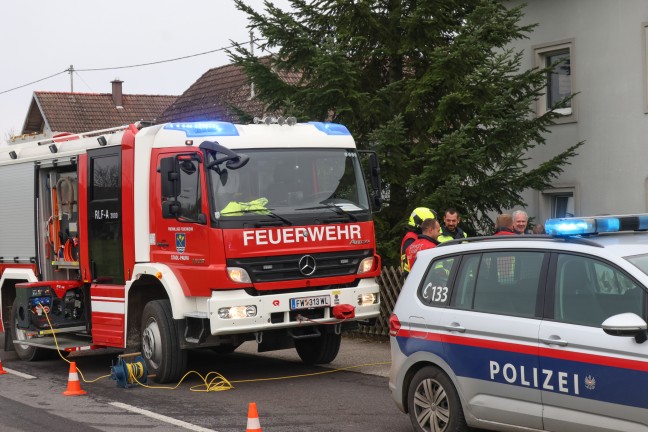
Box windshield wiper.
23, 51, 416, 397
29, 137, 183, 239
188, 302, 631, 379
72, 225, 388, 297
219, 208, 294, 226
295, 204, 357, 222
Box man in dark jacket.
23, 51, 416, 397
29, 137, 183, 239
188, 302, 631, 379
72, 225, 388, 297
438, 208, 468, 243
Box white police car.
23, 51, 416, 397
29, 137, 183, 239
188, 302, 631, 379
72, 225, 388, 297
389, 214, 648, 432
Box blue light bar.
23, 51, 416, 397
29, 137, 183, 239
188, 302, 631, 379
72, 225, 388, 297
545, 214, 648, 236
164, 121, 239, 137
596, 217, 620, 232
308, 122, 351, 136
545, 218, 595, 236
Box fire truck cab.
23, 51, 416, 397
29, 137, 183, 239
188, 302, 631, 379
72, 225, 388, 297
0, 119, 382, 382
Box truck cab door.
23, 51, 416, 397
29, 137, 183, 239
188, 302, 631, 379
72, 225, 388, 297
87, 147, 125, 285
150, 152, 210, 268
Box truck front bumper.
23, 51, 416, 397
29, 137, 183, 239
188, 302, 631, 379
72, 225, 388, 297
207, 278, 380, 336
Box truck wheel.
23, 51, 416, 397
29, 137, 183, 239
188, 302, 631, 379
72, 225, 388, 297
11, 302, 48, 361
141, 299, 187, 383
295, 331, 341, 364
407, 366, 468, 432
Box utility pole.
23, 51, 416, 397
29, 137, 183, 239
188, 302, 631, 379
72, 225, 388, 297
249, 31, 255, 100
67, 65, 74, 92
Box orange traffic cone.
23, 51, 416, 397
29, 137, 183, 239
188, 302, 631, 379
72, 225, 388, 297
246, 402, 262, 432
0, 357, 7, 375
62, 361, 86, 396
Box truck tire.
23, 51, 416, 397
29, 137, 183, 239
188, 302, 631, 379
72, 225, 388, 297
295, 331, 341, 364
11, 302, 49, 361
407, 366, 468, 432
141, 299, 187, 383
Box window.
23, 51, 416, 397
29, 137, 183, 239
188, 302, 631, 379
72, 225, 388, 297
541, 186, 577, 220
534, 39, 575, 122
418, 256, 457, 306
553, 254, 646, 327
451, 251, 545, 317
177, 159, 201, 220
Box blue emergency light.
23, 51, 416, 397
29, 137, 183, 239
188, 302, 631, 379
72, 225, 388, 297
164, 121, 239, 137
545, 214, 648, 236
308, 122, 351, 136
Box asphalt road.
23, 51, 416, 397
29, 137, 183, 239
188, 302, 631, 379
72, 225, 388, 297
0, 335, 412, 432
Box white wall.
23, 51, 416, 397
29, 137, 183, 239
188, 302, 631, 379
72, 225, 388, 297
510, 0, 648, 222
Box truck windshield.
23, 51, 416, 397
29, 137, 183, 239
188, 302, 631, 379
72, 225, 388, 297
207, 148, 370, 220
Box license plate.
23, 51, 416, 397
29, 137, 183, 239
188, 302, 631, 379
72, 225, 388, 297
290, 295, 331, 310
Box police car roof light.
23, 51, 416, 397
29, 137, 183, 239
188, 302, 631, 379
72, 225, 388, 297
164, 121, 239, 137
545, 214, 648, 236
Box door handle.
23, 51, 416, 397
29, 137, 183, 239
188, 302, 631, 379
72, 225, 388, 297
156, 241, 169, 247
443, 322, 466, 333
540, 336, 568, 346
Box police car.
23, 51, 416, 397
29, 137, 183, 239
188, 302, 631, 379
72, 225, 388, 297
389, 214, 648, 432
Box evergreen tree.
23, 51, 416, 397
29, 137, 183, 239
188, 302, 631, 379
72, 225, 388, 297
231, 0, 581, 266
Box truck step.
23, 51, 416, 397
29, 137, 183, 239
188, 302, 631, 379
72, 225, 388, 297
13, 333, 95, 352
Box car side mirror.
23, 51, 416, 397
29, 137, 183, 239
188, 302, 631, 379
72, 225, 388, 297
602, 312, 648, 343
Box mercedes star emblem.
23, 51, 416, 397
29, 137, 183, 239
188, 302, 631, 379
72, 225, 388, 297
298, 255, 317, 276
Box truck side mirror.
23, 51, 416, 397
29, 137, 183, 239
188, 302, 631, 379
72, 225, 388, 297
160, 157, 180, 198
162, 200, 181, 218
368, 153, 381, 190
368, 153, 382, 212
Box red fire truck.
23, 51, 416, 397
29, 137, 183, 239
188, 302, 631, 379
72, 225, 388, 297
0, 119, 382, 382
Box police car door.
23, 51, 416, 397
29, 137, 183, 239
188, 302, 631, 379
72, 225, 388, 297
440, 250, 547, 429
539, 253, 648, 432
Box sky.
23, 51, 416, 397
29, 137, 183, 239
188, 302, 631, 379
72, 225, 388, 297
0, 0, 292, 146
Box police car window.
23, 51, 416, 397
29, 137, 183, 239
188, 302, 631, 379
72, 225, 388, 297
468, 251, 543, 317
418, 257, 456, 306
554, 254, 645, 327
451, 254, 480, 310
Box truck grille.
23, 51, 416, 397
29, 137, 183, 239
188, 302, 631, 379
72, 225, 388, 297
227, 249, 372, 283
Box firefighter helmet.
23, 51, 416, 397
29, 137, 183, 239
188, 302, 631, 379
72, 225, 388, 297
408, 207, 437, 229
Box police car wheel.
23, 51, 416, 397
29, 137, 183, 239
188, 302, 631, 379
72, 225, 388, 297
10, 302, 49, 361
141, 300, 187, 383
407, 366, 468, 432
295, 331, 341, 364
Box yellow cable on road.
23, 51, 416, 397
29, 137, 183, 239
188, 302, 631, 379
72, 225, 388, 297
36, 301, 390, 392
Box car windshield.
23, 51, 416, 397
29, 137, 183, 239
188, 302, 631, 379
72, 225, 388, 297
207, 148, 370, 219
624, 253, 648, 276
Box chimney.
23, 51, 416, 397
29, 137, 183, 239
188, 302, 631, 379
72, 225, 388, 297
111, 79, 123, 108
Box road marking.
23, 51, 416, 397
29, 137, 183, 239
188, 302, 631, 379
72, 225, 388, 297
110, 401, 219, 432
3, 368, 36, 379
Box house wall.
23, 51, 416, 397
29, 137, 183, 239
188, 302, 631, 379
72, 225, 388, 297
511, 0, 648, 223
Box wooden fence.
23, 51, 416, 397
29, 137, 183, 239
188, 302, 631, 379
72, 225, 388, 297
351, 265, 403, 338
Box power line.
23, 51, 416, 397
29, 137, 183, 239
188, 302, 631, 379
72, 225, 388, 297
0, 70, 68, 95
0, 39, 260, 96
75, 43, 244, 72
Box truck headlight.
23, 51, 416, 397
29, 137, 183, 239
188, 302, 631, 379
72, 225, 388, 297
218, 306, 257, 319
357, 257, 374, 274
227, 267, 251, 283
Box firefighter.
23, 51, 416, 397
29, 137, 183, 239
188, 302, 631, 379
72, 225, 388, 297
406, 218, 441, 271
438, 208, 468, 243
400, 207, 437, 277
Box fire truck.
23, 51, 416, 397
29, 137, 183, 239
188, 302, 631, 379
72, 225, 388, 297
0, 119, 382, 382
